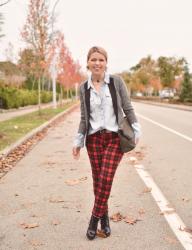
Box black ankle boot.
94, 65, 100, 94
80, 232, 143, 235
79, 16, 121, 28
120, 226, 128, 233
86, 215, 99, 240
100, 212, 111, 237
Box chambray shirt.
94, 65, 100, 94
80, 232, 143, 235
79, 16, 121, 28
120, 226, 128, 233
73, 73, 141, 148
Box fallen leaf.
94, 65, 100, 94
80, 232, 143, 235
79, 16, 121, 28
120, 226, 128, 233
20, 222, 39, 229
179, 226, 192, 234
124, 216, 142, 225
97, 229, 107, 238
110, 212, 123, 222
30, 214, 38, 218
159, 209, 175, 215
65, 179, 80, 186
52, 219, 61, 226
138, 208, 145, 215
79, 176, 87, 181
142, 187, 152, 193
181, 197, 190, 202
49, 198, 65, 203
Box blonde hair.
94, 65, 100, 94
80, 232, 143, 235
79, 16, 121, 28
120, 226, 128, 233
87, 46, 108, 62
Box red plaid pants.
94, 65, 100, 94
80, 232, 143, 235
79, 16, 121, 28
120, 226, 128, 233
86, 131, 124, 218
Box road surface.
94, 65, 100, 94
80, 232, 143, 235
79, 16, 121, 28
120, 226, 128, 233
0, 102, 191, 250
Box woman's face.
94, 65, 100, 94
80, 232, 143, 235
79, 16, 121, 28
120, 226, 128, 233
87, 52, 107, 76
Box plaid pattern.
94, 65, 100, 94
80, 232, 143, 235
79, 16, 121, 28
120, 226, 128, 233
86, 131, 123, 218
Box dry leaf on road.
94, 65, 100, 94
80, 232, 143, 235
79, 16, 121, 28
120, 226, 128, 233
124, 216, 142, 225
20, 222, 39, 229
179, 226, 192, 234
138, 208, 145, 215
159, 209, 175, 215
65, 179, 80, 186
110, 212, 124, 222
181, 197, 190, 202
142, 187, 152, 193
49, 198, 65, 203
65, 176, 88, 186
52, 219, 61, 226
97, 229, 107, 238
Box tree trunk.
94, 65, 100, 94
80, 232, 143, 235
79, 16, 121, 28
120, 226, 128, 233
38, 77, 41, 115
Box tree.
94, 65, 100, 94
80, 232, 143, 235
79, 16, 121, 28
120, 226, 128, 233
56, 32, 83, 99
21, 0, 53, 112
18, 48, 39, 89
180, 65, 192, 102
128, 56, 158, 95
157, 56, 185, 88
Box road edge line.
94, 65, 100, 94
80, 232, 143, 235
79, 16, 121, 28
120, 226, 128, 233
135, 164, 192, 250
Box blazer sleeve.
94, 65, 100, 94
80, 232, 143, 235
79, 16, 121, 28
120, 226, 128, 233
77, 85, 87, 135
118, 76, 138, 124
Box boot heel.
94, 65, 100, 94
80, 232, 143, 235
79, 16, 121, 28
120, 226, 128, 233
100, 212, 111, 237
86, 215, 99, 240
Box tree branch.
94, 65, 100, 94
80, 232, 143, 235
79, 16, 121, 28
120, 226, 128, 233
0, 0, 11, 7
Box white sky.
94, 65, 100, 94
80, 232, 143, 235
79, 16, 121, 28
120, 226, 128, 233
1, 0, 192, 73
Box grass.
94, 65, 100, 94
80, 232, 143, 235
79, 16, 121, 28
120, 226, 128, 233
0, 101, 76, 152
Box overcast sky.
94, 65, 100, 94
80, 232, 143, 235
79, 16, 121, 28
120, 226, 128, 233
1, 0, 192, 73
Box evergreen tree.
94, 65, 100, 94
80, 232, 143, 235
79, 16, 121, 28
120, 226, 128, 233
180, 65, 192, 102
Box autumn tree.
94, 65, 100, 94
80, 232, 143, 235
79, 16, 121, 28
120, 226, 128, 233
128, 56, 159, 95
180, 65, 192, 102
56, 32, 83, 99
18, 48, 39, 89
157, 56, 185, 88
21, 0, 53, 112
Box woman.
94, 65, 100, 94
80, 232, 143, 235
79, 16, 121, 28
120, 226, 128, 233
72, 46, 141, 240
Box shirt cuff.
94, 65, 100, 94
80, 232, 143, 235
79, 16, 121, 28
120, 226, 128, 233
73, 133, 85, 148
131, 122, 141, 138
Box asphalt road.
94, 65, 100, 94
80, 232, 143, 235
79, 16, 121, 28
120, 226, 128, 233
0, 102, 191, 250
133, 101, 192, 247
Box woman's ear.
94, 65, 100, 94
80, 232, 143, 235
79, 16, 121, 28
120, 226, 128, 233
87, 65, 89, 70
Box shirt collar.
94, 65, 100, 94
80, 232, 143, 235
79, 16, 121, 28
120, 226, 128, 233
87, 72, 110, 89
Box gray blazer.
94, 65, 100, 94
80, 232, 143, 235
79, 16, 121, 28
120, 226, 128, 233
78, 74, 137, 136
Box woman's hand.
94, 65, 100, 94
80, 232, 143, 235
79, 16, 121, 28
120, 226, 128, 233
72, 147, 81, 160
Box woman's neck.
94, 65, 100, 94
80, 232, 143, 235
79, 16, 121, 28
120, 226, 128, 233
91, 73, 105, 83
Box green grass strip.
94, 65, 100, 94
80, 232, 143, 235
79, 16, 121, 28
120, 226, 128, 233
0, 101, 76, 151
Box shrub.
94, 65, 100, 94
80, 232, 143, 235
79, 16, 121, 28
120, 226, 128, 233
0, 87, 53, 109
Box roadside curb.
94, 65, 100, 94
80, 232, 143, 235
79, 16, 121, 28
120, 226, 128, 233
0, 102, 79, 160
132, 99, 192, 112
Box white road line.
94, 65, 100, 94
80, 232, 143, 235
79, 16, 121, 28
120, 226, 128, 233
135, 164, 192, 250
136, 113, 192, 143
